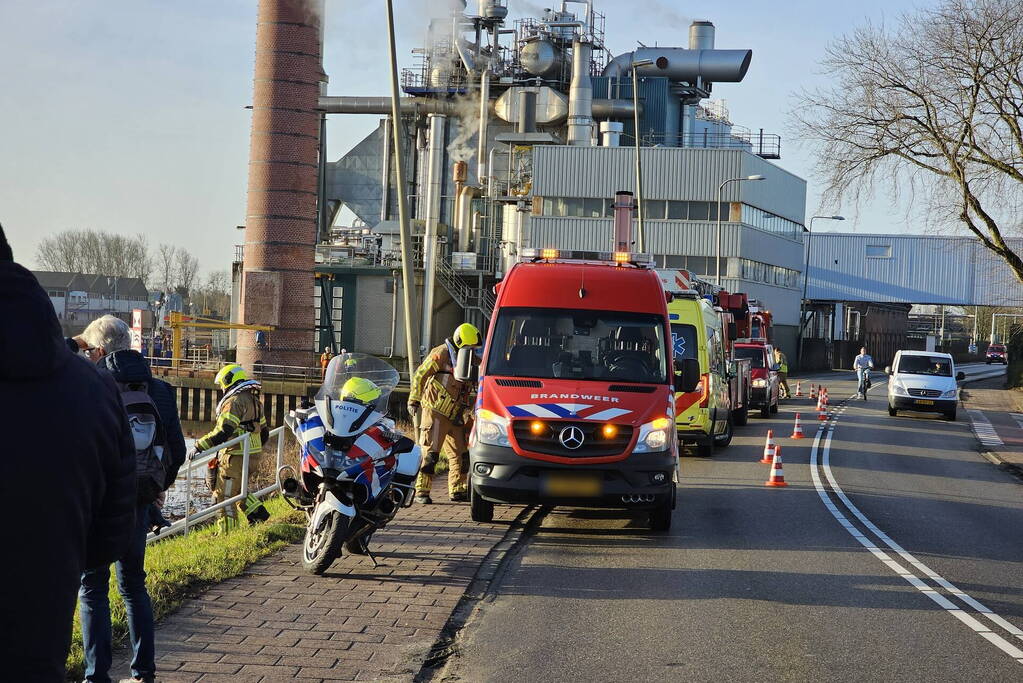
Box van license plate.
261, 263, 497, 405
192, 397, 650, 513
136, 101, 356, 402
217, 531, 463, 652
542, 472, 601, 497
915, 399, 934, 405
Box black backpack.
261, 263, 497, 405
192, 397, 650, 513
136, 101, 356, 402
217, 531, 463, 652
118, 381, 169, 504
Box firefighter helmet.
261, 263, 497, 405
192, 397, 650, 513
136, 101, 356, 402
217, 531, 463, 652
453, 322, 481, 348
214, 363, 247, 391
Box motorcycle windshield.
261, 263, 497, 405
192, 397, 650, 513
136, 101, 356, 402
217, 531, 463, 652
317, 353, 400, 414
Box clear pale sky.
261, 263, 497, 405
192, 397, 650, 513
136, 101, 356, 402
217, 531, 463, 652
0, 0, 916, 275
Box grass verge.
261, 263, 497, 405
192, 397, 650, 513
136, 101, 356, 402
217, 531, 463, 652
65, 495, 304, 680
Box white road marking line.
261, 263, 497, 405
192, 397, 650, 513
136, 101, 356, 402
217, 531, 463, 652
810, 428, 1023, 663
969, 410, 1004, 447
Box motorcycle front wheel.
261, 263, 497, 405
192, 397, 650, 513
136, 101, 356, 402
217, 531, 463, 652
302, 510, 350, 575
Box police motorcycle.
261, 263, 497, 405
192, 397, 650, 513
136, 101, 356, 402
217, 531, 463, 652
278, 354, 422, 574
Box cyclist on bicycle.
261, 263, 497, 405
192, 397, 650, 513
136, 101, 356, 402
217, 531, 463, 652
853, 347, 874, 399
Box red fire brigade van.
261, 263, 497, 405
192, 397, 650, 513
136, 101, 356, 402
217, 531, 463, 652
461, 248, 696, 531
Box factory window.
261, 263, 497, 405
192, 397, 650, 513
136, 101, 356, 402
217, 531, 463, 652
865, 244, 892, 258
686, 256, 712, 275
583, 198, 604, 218
667, 201, 688, 220
688, 201, 710, 221
643, 200, 667, 220
740, 258, 800, 288
740, 205, 803, 240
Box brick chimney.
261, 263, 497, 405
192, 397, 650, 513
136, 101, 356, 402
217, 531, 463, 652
238, 0, 323, 370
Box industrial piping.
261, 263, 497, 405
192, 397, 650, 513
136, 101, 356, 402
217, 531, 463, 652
239, 0, 323, 369
567, 39, 594, 145
318, 95, 640, 120
601, 47, 752, 83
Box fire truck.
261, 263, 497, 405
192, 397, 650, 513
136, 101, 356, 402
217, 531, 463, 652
461, 248, 694, 531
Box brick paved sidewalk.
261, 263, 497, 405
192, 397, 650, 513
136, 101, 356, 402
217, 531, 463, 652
961, 377, 1023, 469
126, 481, 524, 682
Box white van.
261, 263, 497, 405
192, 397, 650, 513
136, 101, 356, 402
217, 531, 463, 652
885, 350, 965, 421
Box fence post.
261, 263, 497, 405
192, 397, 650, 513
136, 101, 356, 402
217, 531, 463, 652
184, 454, 193, 535
240, 432, 251, 499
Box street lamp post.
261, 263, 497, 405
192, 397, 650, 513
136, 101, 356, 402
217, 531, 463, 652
715, 175, 765, 285
797, 214, 844, 369
631, 58, 653, 253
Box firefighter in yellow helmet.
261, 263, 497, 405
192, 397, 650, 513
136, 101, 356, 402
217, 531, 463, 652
408, 323, 481, 504
192, 363, 270, 533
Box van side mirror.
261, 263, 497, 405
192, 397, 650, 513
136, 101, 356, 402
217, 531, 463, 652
884, 366, 892, 376
956, 371, 965, 381
674, 358, 701, 393
454, 346, 478, 383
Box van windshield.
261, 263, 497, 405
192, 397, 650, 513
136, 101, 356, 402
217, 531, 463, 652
670, 324, 698, 361
734, 346, 766, 369
897, 355, 952, 377
487, 307, 668, 384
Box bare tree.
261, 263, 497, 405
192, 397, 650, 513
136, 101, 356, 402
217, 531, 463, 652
173, 249, 200, 298
36, 229, 154, 286
155, 243, 177, 293
794, 0, 1023, 283
194, 270, 231, 316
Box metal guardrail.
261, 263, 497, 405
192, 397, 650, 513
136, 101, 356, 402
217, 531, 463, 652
149, 357, 322, 382
146, 425, 287, 544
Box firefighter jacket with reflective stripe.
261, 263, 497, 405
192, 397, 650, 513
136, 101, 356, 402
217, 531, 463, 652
196, 387, 267, 455
409, 340, 475, 421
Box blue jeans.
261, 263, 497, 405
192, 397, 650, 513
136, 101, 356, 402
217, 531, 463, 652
79, 504, 155, 682
856, 367, 870, 394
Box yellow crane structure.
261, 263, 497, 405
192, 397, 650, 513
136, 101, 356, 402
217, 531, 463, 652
167, 310, 274, 367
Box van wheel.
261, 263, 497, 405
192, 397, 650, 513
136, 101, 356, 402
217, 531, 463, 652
469, 486, 494, 523
696, 439, 713, 457
760, 404, 771, 418
944, 409, 957, 422
714, 415, 733, 447
888, 404, 897, 417
732, 405, 748, 426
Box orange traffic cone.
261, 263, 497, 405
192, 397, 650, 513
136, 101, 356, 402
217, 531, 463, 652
765, 446, 788, 487
817, 393, 829, 421
810, 384, 817, 400
760, 430, 776, 464
795, 381, 803, 397
791, 413, 806, 439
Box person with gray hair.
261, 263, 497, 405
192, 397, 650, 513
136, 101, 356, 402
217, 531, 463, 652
76, 313, 186, 683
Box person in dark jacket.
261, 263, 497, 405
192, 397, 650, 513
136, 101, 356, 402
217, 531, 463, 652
0, 225, 137, 682
77, 314, 186, 683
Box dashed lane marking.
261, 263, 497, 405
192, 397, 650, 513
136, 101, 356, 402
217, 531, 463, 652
811, 410, 1023, 664
969, 410, 1005, 447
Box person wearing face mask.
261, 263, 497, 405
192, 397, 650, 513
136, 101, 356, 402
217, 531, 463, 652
75, 314, 186, 683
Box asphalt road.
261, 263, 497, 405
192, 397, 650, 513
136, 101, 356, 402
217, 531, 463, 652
444, 365, 1023, 682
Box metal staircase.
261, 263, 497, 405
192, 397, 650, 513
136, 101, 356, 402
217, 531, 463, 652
435, 256, 495, 322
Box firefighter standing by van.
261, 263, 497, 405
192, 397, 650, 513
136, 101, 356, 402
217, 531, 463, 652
408, 323, 481, 504
190, 363, 271, 532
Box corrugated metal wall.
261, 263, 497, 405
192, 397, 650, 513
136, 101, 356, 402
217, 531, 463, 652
532, 146, 806, 224
807, 234, 1022, 305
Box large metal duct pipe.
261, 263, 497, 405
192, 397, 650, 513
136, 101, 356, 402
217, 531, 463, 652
518, 89, 537, 134
567, 39, 593, 146
602, 47, 752, 84
476, 68, 490, 184
421, 114, 446, 351
239, 0, 323, 369
320, 95, 639, 120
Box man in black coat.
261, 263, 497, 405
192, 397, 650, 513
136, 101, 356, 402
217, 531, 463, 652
0, 225, 137, 681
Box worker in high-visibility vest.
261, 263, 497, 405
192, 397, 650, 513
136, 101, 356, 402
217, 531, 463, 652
191, 364, 270, 533
774, 347, 790, 399
408, 323, 481, 504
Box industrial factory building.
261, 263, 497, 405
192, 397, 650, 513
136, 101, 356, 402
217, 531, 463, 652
260, 0, 809, 369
